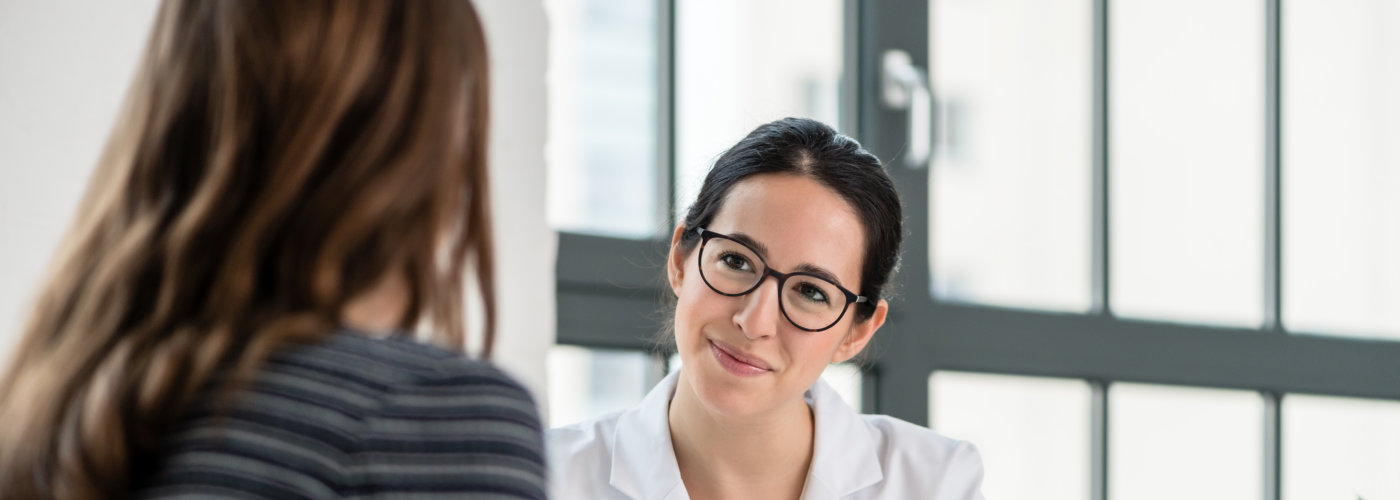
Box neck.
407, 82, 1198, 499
341, 272, 410, 334
667, 370, 814, 500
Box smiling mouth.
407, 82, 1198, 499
708, 340, 772, 377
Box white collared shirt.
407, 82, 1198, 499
547, 371, 986, 500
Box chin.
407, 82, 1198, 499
685, 363, 775, 417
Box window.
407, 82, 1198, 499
674, 0, 844, 217
930, 371, 1091, 499
1109, 0, 1264, 327
545, 0, 661, 238
1282, 0, 1400, 340
551, 2, 1400, 498
1283, 394, 1400, 499
1110, 384, 1263, 499
928, 0, 1093, 313
546, 346, 658, 428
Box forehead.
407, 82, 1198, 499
706, 173, 866, 287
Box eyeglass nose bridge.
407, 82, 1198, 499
735, 267, 805, 333
736, 267, 787, 325
738, 266, 789, 295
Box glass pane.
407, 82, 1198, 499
546, 345, 653, 428
545, 0, 659, 238
674, 0, 843, 217
929, 372, 1092, 500
1110, 383, 1263, 500
1110, 0, 1264, 327
820, 362, 863, 412
1283, 0, 1400, 340
668, 353, 863, 411
928, 0, 1093, 312
1284, 394, 1400, 500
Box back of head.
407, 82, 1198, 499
0, 1, 494, 497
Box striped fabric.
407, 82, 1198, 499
135, 331, 547, 499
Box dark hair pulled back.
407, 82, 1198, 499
677, 117, 903, 322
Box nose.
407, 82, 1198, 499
733, 275, 781, 340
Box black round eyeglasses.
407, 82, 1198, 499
694, 227, 867, 332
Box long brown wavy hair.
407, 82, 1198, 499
0, 1, 495, 497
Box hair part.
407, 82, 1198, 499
0, 1, 494, 497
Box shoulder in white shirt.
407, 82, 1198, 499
547, 371, 985, 500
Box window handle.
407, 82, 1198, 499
881, 49, 932, 169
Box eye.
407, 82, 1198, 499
720, 252, 753, 272
797, 283, 829, 304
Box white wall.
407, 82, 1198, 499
0, 0, 161, 359
475, 0, 555, 405
0, 1, 555, 402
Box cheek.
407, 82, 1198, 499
673, 271, 723, 342
784, 330, 848, 369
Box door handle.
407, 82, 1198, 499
881, 49, 932, 168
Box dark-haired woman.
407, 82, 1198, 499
0, 1, 545, 498
548, 118, 984, 499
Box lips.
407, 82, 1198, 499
708, 339, 773, 377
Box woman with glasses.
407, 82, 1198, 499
548, 118, 984, 499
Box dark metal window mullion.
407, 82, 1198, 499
1091, 0, 1112, 498
1263, 0, 1284, 498
657, 0, 678, 234
639, 0, 678, 390
1091, 0, 1112, 319
1092, 380, 1111, 500
841, 0, 863, 141
858, 0, 931, 425
1265, 0, 1282, 333
1264, 391, 1283, 500
1263, 0, 1284, 336
841, 0, 876, 414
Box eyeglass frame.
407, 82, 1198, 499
692, 226, 868, 332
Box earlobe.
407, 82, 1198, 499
830, 299, 888, 363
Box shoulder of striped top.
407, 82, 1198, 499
134, 330, 547, 499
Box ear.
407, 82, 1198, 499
830, 298, 888, 364
666, 223, 689, 295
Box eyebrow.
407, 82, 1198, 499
728, 232, 851, 288
793, 263, 847, 288
726, 232, 771, 258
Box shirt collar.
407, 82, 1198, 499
802, 374, 884, 499
609, 371, 687, 500
608, 370, 884, 500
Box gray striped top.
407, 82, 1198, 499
135, 331, 546, 499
